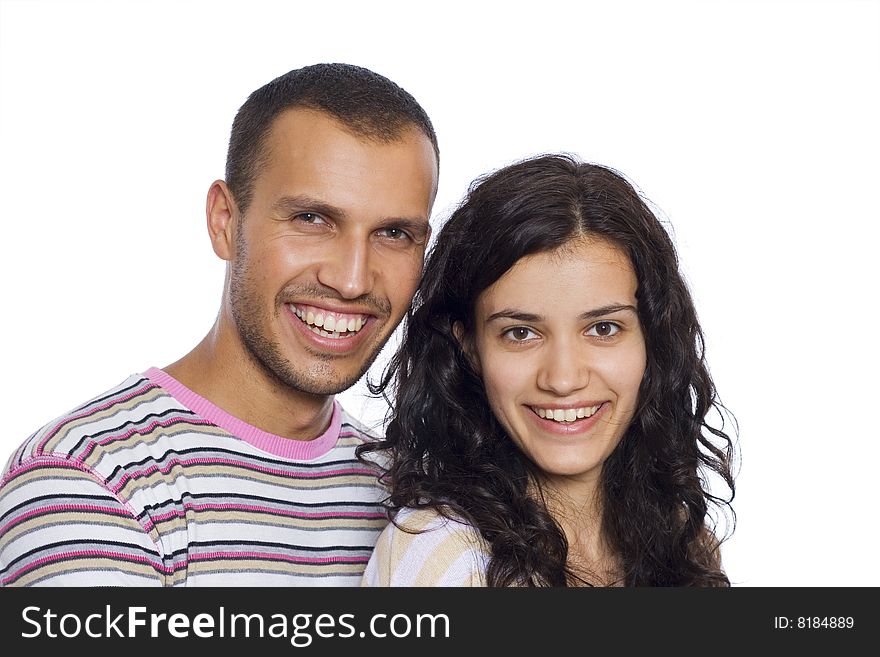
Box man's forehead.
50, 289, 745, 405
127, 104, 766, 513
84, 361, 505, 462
253, 109, 435, 206
263, 107, 435, 167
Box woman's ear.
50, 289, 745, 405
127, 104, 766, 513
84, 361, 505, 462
452, 321, 481, 375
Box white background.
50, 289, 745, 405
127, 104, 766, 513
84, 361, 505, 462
1, 0, 878, 586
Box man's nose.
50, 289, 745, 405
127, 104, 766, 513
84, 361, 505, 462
316, 233, 375, 300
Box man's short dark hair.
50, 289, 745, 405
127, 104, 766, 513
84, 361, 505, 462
226, 63, 439, 213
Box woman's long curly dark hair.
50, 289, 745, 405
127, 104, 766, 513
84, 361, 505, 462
359, 154, 736, 586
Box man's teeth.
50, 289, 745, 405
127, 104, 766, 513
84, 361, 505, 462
534, 405, 602, 422
291, 305, 366, 339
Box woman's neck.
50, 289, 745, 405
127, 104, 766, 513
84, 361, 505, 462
538, 476, 622, 586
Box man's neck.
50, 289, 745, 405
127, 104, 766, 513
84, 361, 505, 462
163, 324, 335, 442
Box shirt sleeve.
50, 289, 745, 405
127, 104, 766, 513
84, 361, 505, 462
0, 456, 166, 586
362, 508, 488, 587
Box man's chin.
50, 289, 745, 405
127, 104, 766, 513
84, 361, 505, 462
274, 364, 368, 397
239, 330, 375, 397
293, 379, 361, 397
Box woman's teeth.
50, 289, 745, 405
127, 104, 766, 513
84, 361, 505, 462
291, 305, 366, 339
533, 405, 602, 422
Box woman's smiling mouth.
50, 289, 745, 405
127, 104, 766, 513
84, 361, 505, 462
525, 402, 610, 435
530, 404, 604, 423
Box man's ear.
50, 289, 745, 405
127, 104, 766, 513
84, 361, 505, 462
206, 180, 237, 261
452, 320, 481, 375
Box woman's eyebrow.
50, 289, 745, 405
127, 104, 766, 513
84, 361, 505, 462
579, 304, 638, 320
486, 303, 637, 323
485, 309, 542, 323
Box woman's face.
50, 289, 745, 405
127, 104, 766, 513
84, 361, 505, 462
468, 238, 647, 490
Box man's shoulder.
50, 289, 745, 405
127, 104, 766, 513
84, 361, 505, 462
3, 373, 179, 476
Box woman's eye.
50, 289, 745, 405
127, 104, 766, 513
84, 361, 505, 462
503, 327, 538, 341
588, 322, 620, 338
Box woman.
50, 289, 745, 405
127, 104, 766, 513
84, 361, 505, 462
360, 154, 736, 587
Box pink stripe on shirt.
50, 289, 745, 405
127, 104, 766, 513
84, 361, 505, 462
4, 550, 171, 585
191, 551, 369, 565
145, 368, 341, 460
0, 503, 133, 535
35, 382, 158, 454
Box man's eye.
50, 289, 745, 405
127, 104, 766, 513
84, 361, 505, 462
587, 322, 621, 338
378, 227, 411, 241
294, 213, 327, 225
503, 327, 538, 341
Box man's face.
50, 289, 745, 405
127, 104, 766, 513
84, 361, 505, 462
227, 108, 437, 395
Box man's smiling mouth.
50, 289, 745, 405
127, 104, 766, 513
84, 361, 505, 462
288, 303, 369, 340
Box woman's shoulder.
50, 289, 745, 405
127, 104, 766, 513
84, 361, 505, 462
362, 506, 490, 587
393, 506, 477, 531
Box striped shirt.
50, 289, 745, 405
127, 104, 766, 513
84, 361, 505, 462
362, 507, 489, 586
0, 368, 387, 586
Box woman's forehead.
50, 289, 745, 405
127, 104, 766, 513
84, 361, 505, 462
476, 240, 637, 316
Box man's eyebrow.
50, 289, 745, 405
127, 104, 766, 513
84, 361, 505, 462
273, 195, 348, 220
486, 304, 638, 323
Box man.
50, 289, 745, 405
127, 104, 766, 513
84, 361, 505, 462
0, 63, 439, 586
